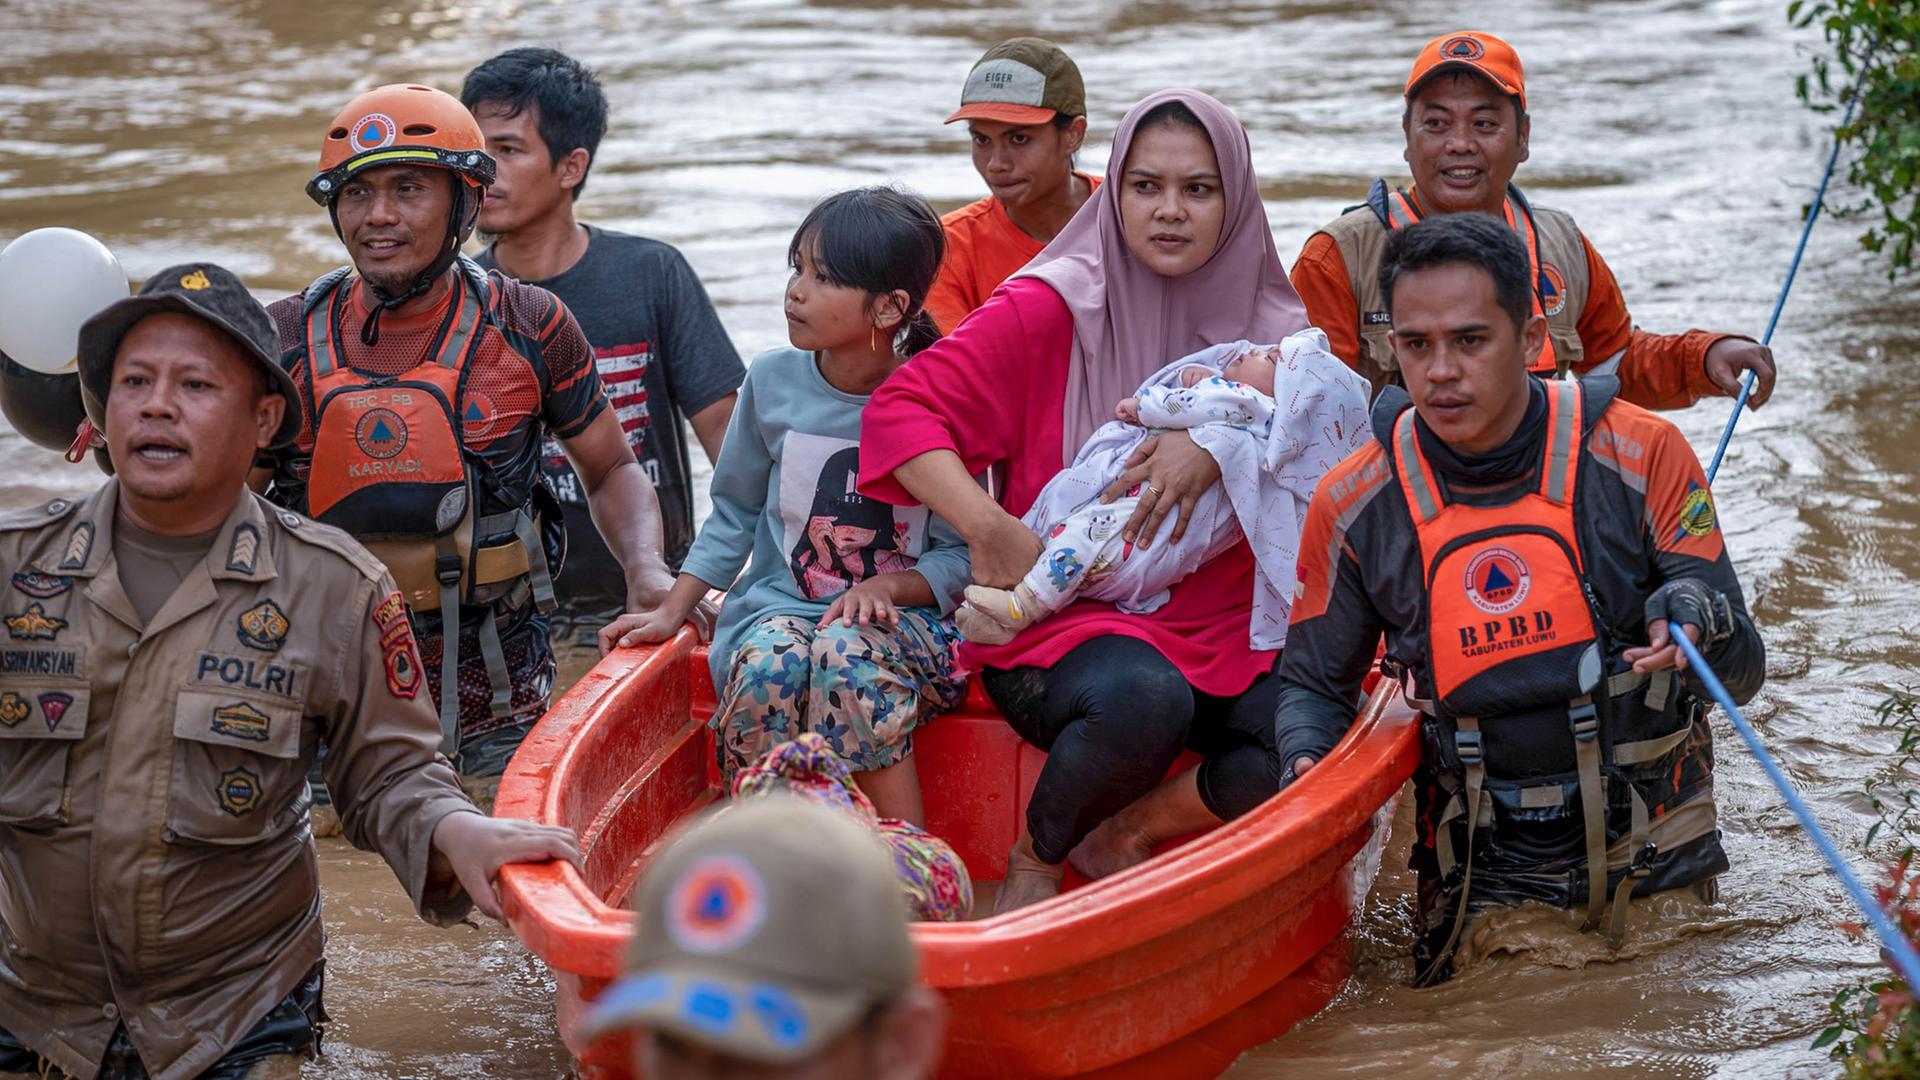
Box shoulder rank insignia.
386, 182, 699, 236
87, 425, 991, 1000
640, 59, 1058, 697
217, 767, 262, 816
226, 523, 262, 575
37, 692, 71, 732
57, 521, 94, 571
211, 701, 271, 742
0, 692, 27, 727
236, 600, 289, 652
10, 572, 72, 600
6, 603, 67, 641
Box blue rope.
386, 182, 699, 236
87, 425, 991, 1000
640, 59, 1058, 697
1706, 73, 1867, 483
1673, 632, 1920, 991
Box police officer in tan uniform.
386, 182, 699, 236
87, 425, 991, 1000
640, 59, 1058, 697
0, 263, 581, 1079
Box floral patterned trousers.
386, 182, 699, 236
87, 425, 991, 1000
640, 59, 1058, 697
713, 611, 965, 779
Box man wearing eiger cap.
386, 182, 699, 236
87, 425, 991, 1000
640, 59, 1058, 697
0, 263, 580, 1078
924, 37, 1100, 334
581, 797, 944, 1079
1291, 30, 1778, 411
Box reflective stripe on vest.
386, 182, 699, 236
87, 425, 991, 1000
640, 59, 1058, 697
1382, 184, 1560, 377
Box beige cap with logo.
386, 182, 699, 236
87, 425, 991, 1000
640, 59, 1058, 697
946, 37, 1087, 126
578, 795, 918, 1064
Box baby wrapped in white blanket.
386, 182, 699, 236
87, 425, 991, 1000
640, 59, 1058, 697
960, 329, 1371, 650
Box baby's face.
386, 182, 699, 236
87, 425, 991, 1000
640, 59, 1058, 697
1220, 345, 1279, 395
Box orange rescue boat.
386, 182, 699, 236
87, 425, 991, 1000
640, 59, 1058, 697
496, 627, 1419, 1078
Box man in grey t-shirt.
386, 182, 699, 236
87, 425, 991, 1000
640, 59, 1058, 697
464, 48, 745, 635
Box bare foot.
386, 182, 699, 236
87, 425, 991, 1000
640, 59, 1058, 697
1068, 814, 1156, 880
990, 834, 1063, 915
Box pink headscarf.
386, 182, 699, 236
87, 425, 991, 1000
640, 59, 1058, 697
1014, 89, 1309, 458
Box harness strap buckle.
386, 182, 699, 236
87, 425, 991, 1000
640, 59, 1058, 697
1570, 699, 1599, 741
435, 553, 462, 588
1453, 728, 1483, 767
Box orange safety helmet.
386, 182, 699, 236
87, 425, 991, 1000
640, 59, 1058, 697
306, 84, 497, 332
306, 83, 495, 206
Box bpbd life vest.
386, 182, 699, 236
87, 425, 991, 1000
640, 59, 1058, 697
298, 258, 558, 754
1390, 381, 1699, 980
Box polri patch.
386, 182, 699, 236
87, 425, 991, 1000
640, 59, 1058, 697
384, 636, 421, 700
211, 701, 271, 742
237, 600, 290, 652
217, 767, 262, 816
10, 572, 72, 600
6, 603, 67, 641
37, 692, 71, 732
0, 692, 27, 727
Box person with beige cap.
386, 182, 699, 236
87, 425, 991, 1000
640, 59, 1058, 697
1291, 29, 1778, 412
0, 262, 581, 1079
580, 796, 945, 1078
924, 37, 1099, 334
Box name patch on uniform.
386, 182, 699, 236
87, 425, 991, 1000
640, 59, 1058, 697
237, 600, 290, 652
10, 572, 72, 600
1, 649, 77, 676
1363, 311, 1393, 327
211, 701, 271, 742
226, 524, 262, 575
217, 767, 262, 815
1678, 484, 1717, 539
0, 692, 27, 727
37, 692, 71, 732
6, 603, 67, 641
194, 654, 298, 696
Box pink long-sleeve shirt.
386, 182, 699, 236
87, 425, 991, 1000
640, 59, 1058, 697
859, 278, 1272, 695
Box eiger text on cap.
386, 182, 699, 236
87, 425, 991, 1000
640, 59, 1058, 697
1405, 31, 1527, 111
577, 796, 917, 1065
946, 37, 1087, 126
75, 263, 303, 448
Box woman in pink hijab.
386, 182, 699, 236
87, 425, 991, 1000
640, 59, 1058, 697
860, 89, 1312, 912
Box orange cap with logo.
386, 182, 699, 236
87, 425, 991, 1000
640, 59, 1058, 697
1405, 31, 1527, 112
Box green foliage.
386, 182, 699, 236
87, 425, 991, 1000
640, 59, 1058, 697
1789, 0, 1920, 274
1819, 689, 1920, 1076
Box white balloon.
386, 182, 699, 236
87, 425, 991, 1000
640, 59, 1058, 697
0, 228, 129, 374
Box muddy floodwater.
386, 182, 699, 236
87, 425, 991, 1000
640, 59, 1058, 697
3, 0, 1916, 1076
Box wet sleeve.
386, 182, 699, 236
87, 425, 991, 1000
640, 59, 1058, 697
1290, 233, 1365, 372
678, 369, 771, 590
858, 282, 1046, 505
1575, 236, 1728, 411
912, 510, 974, 615
1640, 424, 1765, 703
1274, 472, 1389, 771
655, 247, 746, 417
924, 220, 976, 336
532, 290, 610, 439
320, 573, 478, 927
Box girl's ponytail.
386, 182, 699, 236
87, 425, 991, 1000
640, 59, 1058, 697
901, 308, 942, 356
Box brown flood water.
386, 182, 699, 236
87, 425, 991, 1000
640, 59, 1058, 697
3, 0, 1916, 1075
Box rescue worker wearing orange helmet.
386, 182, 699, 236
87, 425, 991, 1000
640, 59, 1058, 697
256, 84, 675, 780
1290, 30, 1778, 411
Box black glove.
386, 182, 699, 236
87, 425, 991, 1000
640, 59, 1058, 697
1643, 578, 1735, 647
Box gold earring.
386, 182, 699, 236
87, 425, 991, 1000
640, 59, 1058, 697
871, 325, 879, 352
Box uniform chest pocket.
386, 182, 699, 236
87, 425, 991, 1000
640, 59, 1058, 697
0, 680, 89, 828
167, 688, 306, 845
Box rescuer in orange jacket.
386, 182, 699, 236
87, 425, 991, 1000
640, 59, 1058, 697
258, 84, 676, 781
1290, 30, 1778, 411
1275, 213, 1765, 984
